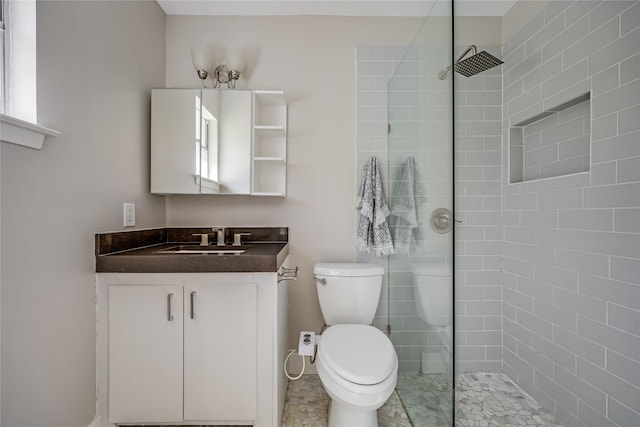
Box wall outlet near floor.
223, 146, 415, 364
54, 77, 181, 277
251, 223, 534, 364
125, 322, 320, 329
123, 203, 135, 227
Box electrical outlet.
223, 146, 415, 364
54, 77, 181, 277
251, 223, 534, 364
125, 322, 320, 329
123, 203, 135, 227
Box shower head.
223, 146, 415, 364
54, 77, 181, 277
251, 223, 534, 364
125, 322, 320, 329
438, 45, 503, 80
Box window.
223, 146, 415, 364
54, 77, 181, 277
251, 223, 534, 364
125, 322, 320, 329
0, 0, 59, 149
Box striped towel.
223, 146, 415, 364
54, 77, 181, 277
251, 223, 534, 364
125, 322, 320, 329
390, 157, 427, 255
356, 157, 395, 256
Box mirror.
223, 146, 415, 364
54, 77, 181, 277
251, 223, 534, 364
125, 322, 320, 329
151, 89, 252, 194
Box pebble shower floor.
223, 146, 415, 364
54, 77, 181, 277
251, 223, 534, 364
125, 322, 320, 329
121, 372, 562, 427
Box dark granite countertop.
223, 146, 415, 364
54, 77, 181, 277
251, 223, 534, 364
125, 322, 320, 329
95, 227, 289, 273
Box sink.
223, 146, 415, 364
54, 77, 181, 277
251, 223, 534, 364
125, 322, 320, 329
156, 245, 246, 255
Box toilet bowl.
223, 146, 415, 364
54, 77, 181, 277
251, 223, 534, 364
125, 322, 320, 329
316, 325, 397, 426
412, 260, 453, 373
314, 263, 398, 427
412, 260, 453, 328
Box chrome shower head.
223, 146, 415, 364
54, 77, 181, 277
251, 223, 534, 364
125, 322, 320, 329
438, 45, 503, 80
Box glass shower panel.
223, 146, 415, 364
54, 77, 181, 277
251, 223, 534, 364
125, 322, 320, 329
387, 1, 454, 425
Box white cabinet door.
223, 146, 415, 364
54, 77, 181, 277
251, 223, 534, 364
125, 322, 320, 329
109, 285, 184, 423
183, 282, 257, 421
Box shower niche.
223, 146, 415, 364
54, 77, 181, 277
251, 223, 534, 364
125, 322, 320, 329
509, 92, 591, 183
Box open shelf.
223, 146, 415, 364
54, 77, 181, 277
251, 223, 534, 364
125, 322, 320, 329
254, 157, 285, 162
510, 93, 590, 184
254, 125, 286, 137
252, 90, 287, 196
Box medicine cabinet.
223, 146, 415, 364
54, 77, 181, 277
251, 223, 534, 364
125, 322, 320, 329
151, 89, 287, 196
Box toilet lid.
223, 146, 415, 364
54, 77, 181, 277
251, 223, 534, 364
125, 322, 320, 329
314, 263, 384, 277
319, 324, 396, 385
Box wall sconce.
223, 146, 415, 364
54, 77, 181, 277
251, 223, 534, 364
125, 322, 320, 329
191, 48, 243, 89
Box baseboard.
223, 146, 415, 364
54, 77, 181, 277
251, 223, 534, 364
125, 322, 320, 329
86, 416, 102, 427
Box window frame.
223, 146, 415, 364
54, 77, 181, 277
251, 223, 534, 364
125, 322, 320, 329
0, 0, 59, 149
0, 0, 7, 114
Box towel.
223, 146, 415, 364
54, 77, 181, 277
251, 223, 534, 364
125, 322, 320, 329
390, 157, 427, 255
356, 157, 395, 256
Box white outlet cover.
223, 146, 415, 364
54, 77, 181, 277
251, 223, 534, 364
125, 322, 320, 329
123, 203, 135, 227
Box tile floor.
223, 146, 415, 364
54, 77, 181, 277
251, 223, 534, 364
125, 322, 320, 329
282, 372, 563, 427
282, 374, 411, 427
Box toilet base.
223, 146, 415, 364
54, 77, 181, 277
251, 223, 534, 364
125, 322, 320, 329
328, 399, 378, 427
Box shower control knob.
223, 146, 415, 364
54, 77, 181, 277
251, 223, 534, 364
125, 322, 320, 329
430, 208, 453, 234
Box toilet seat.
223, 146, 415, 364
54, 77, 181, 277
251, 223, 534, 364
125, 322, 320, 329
318, 324, 396, 385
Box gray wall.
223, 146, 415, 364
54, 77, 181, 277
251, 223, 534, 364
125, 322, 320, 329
354, 32, 504, 373
354, 44, 400, 359
454, 44, 504, 373
501, 1, 640, 426
355, 41, 455, 373
163, 16, 425, 359
0, 1, 166, 425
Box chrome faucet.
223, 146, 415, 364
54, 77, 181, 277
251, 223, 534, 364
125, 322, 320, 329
192, 233, 210, 246
211, 227, 226, 246
232, 232, 251, 247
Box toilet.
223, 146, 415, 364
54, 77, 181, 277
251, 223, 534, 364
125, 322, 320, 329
313, 263, 398, 427
412, 260, 453, 328
412, 261, 453, 373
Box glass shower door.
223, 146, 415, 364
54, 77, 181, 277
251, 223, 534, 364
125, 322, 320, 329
387, 0, 454, 425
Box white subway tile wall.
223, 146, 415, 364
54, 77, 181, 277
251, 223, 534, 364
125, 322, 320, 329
454, 44, 504, 373
502, 2, 640, 427
355, 2, 640, 425
356, 42, 500, 373
357, 43, 454, 372
355, 45, 403, 349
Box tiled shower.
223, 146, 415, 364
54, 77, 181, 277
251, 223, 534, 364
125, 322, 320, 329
356, 1, 640, 426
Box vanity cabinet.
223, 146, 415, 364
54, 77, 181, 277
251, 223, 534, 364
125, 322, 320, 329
109, 282, 256, 423
183, 282, 256, 421
97, 273, 288, 427
109, 285, 184, 422
151, 89, 287, 196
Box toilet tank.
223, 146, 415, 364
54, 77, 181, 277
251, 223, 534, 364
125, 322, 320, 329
314, 263, 384, 325
412, 262, 452, 327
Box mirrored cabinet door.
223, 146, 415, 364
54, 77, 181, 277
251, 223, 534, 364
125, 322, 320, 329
151, 89, 202, 195
151, 89, 252, 195
210, 90, 252, 194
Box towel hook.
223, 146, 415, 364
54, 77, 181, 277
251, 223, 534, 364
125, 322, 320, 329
278, 266, 299, 283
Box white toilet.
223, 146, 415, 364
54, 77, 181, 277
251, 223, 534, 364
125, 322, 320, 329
313, 263, 398, 427
412, 261, 453, 372
412, 260, 453, 328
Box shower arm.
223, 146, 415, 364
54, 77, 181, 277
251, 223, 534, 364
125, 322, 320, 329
438, 45, 478, 79
446, 45, 477, 71
454, 45, 477, 64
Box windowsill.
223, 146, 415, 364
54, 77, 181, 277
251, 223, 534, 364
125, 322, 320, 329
0, 114, 60, 150
193, 174, 222, 193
